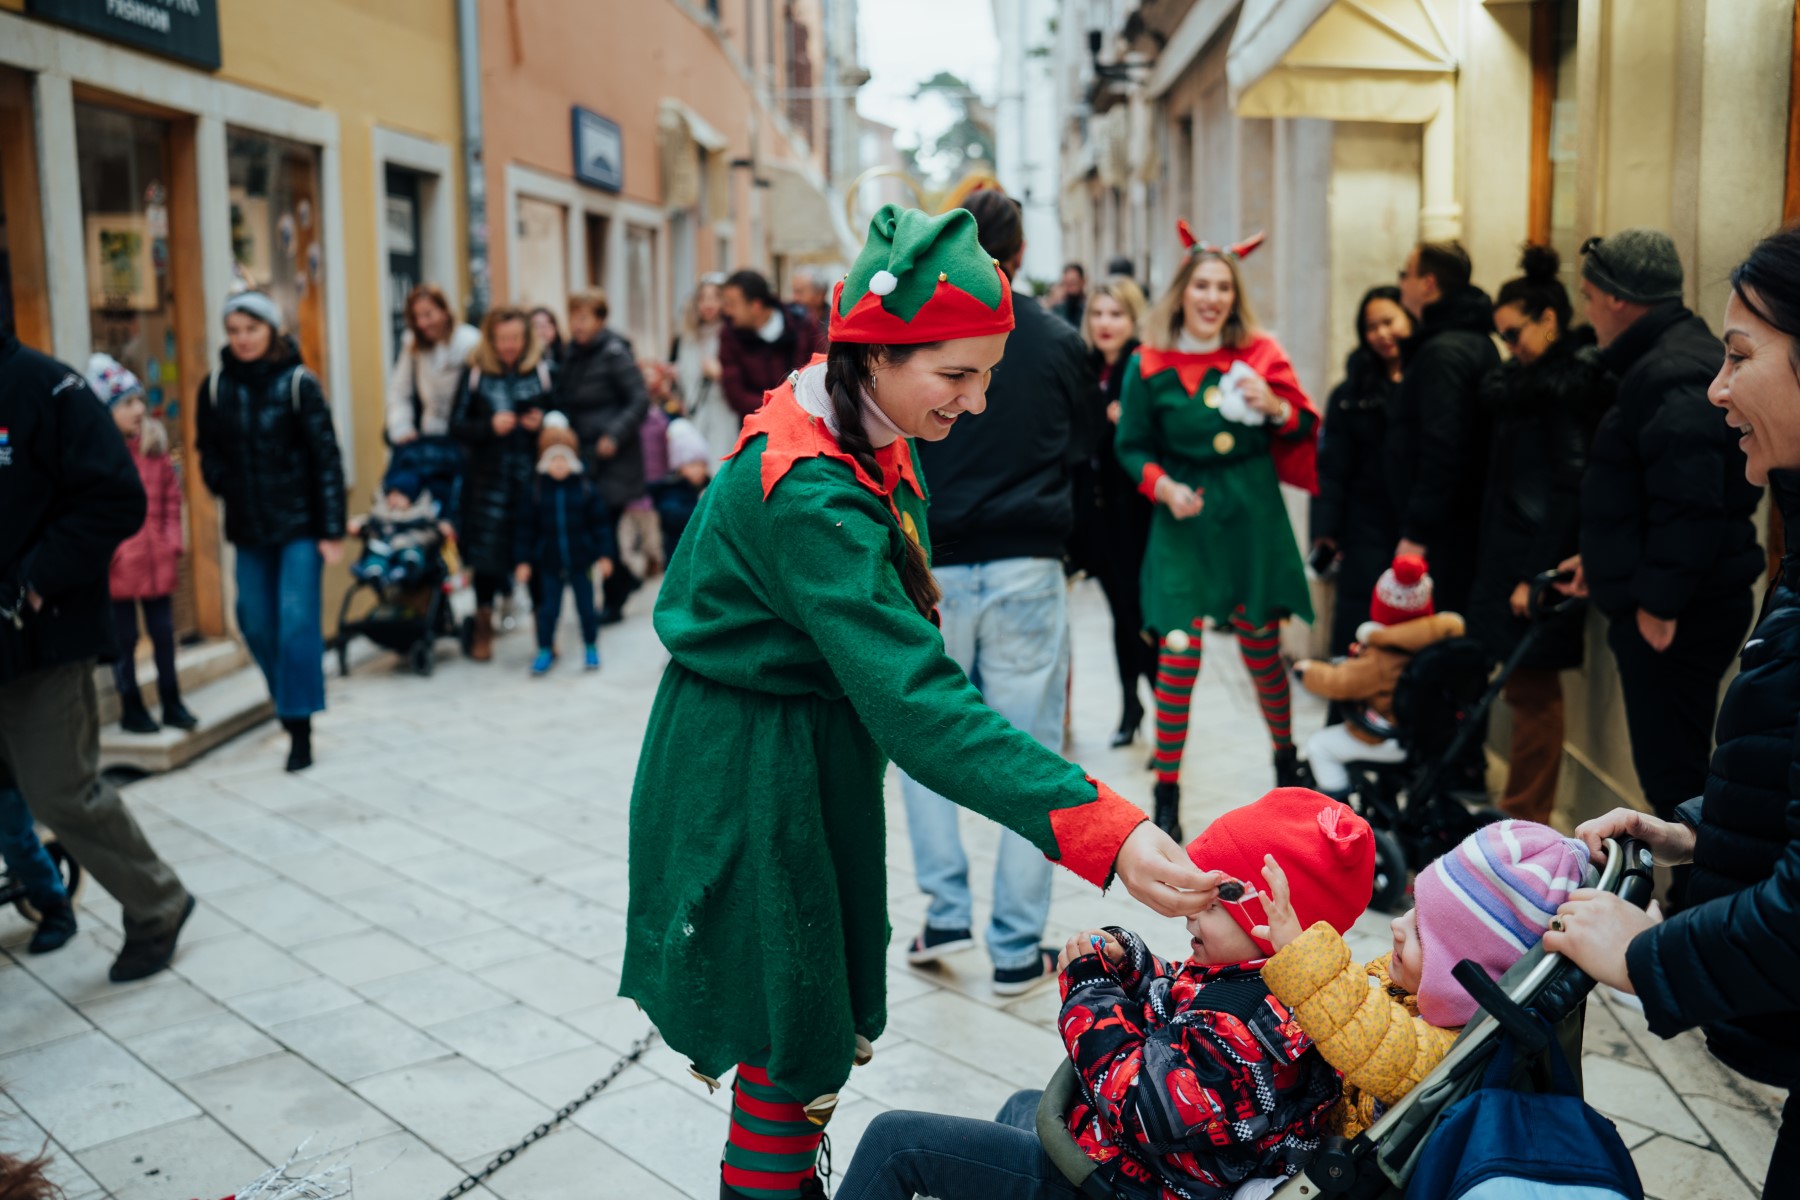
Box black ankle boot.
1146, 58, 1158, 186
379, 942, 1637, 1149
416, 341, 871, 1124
160, 693, 199, 732
1111, 698, 1144, 748
1274, 745, 1305, 788
1152, 781, 1182, 841
282, 717, 313, 772
119, 688, 160, 734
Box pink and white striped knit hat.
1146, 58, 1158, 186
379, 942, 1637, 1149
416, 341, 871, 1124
1412, 820, 1591, 1027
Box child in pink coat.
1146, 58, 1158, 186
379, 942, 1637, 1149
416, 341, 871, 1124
89, 355, 196, 734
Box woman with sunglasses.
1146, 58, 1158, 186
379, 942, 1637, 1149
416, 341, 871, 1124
1467, 246, 1612, 823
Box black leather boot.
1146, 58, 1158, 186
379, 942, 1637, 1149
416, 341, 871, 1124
1152, 781, 1182, 842
119, 688, 160, 734
282, 716, 313, 772
1274, 745, 1305, 788
1111, 697, 1144, 748
160, 689, 199, 731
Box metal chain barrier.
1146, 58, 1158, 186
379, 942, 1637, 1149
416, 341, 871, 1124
436, 1028, 660, 1200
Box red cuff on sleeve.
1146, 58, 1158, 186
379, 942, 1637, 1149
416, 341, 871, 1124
1048, 777, 1151, 888
1138, 464, 1168, 503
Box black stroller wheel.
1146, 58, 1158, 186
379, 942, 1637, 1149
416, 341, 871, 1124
13, 839, 82, 921
1369, 827, 1410, 914
410, 640, 435, 677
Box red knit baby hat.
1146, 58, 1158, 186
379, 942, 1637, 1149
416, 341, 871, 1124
1185, 788, 1376, 951
1369, 554, 1435, 627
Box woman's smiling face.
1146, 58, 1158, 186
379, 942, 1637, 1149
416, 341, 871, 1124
1183, 259, 1237, 341
1711, 287, 1800, 485
868, 333, 1008, 442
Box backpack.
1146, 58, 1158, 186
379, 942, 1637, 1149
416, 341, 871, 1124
1405, 1024, 1643, 1199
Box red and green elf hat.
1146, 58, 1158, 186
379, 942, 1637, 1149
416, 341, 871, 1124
829, 204, 1016, 345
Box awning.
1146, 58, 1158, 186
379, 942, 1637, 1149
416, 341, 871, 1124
764, 162, 859, 263
658, 99, 731, 218
1226, 0, 1457, 122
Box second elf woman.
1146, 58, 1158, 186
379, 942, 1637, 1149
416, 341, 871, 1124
624, 205, 1221, 1200
1116, 224, 1321, 840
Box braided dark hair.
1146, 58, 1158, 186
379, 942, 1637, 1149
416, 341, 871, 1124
823, 341, 942, 618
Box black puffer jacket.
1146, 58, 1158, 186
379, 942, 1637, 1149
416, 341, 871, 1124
555, 329, 651, 509
1468, 328, 1612, 669
1627, 477, 1800, 1088
1313, 349, 1401, 654
1069, 340, 1151, 582
1384, 286, 1500, 611
451, 360, 552, 576
0, 334, 147, 683
1580, 303, 1763, 620
195, 340, 347, 548
513, 473, 618, 572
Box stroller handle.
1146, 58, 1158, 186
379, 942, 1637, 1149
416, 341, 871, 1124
1528, 567, 1584, 619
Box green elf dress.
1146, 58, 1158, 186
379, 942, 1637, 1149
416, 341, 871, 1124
1114, 335, 1321, 633
622, 206, 1149, 1118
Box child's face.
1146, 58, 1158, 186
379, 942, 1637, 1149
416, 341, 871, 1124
384, 489, 411, 510
1389, 908, 1423, 993
1184, 898, 1265, 965
547, 455, 574, 481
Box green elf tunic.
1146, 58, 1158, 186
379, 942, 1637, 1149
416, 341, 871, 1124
1114, 336, 1321, 634
623, 367, 1148, 1108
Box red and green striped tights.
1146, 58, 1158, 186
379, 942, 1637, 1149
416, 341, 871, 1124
1152, 613, 1292, 783
722, 1052, 825, 1198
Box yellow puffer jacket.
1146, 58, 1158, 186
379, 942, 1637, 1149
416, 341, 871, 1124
1260, 922, 1461, 1138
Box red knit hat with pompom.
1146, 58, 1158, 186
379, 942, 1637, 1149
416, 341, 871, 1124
1369, 554, 1435, 627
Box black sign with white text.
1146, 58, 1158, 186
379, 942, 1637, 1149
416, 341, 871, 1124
26, 0, 222, 71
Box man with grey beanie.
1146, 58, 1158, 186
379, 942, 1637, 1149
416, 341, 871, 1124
1565, 228, 1762, 902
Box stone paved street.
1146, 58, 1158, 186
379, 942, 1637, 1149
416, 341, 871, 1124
0, 582, 1783, 1198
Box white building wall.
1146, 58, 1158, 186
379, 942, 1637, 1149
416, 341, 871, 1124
992, 0, 1064, 285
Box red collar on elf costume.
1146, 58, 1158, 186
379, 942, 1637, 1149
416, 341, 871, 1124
726, 363, 924, 513
828, 204, 1015, 345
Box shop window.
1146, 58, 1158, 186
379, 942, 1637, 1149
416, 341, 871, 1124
385, 165, 424, 356
625, 224, 661, 351
227, 128, 329, 375
586, 211, 611, 297
0, 68, 49, 351
515, 196, 568, 323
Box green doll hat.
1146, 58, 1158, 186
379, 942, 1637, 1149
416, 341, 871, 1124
829, 204, 1016, 345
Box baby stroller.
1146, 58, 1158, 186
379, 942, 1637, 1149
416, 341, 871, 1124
329, 530, 463, 678
1338, 570, 1583, 910
0, 835, 81, 922
1035, 834, 1655, 1198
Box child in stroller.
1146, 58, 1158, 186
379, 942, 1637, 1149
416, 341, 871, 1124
347, 469, 452, 590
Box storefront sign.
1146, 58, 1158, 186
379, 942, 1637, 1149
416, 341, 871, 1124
572, 107, 624, 193
26, 0, 223, 71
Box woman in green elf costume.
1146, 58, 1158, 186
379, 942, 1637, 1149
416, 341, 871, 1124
1117, 224, 1321, 842
624, 205, 1221, 1200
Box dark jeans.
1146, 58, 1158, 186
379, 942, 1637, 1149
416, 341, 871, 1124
110, 596, 178, 705
535, 566, 599, 650
601, 504, 639, 614
0, 782, 67, 909
836, 1090, 1079, 1200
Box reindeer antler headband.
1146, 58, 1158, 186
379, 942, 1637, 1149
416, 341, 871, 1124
1177, 219, 1265, 261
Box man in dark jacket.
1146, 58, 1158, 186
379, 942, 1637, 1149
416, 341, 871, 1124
898, 189, 1095, 997
718, 269, 822, 418
1386, 241, 1499, 614
556, 289, 651, 620
0, 331, 192, 982
1572, 228, 1763, 834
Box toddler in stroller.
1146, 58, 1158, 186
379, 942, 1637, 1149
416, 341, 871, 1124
348, 469, 451, 590
836, 788, 1377, 1200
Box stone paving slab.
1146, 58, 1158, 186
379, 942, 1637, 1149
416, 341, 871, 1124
0, 580, 1778, 1197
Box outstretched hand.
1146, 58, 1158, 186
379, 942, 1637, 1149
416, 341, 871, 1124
1249, 855, 1305, 951
1113, 821, 1222, 918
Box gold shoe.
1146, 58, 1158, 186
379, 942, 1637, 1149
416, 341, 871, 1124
803, 1093, 838, 1126
853, 1035, 874, 1067
689, 1064, 722, 1093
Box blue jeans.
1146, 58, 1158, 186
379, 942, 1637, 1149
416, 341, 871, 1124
900, 558, 1068, 971
836, 1090, 1077, 1200
0, 786, 67, 910
535, 565, 599, 650
235, 540, 326, 719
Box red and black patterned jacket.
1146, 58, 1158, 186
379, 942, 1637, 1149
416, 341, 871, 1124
1057, 927, 1342, 1199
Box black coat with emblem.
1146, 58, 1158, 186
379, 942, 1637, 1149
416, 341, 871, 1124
195, 338, 347, 549
0, 333, 148, 683
1627, 475, 1800, 1089
450, 360, 553, 576
1468, 327, 1612, 669
554, 328, 652, 510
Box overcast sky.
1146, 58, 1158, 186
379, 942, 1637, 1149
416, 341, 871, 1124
857, 0, 999, 150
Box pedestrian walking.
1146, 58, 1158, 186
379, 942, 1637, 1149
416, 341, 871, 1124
0, 326, 193, 981
1385, 241, 1499, 613
673, 273, 733, 464
385, 284, 480, 514
1544, 225, 1800, 1194
451, 307, 551, 661
1312, 286, 1410, 656
88, 354, 197, 735
1115, 224, 1320, 838
530, 306, 565, 370
554, 288, 651, 623
624, 204, 1218, 1200
1069, 275, 1156, 746
195, 292, 346, 772
1469, 247, 1612, 823
717, 268, 822, 418
514, 413, 615, 675
899, 188, 1094, 997
1564, 228, 1762, 848
1051, 261, 1086, 326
